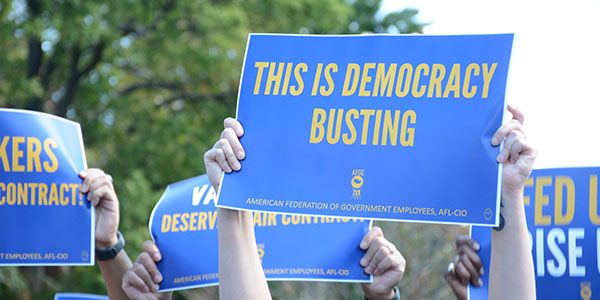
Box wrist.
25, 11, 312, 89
96, 235, 119, 248
364, 288, 397, 300
96, 231, 125, 261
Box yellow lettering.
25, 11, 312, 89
590, 175, 600, 225
17, 183, 28, 205
43, 138, 59, 173
427, 64, 446, 98
523, 178, 534, 206
180, 213, 190, 231
326, 109, 344, 144
48, 184, 59, 205
0, 182, 5, 205
342, 64, 360, 96
253, 62, 269, 95
320, 63, 337, 96
265, 62, 284, 95
342, 109, 359, 145
309, 108, 326, 143
311, 63, 323, 96
374, 63, 396, 97
358, 63, 376, 97
12, 136, 25, 172
0, 137, 9, 171
381, 110, 400, 146
372, 110, 382, 145
290, 63, 307, 96
359, 109, 375, 145
463, 64, 479, 98
161, 215, 172, 233
400, 110, 416, 146
554, 176, 575, 225
209, 211, 217, 229
395, 64, 412, 97
481, 63, 497, 98
443, 64, 461, 98
411, 63, 429, 98
189, 212, 198, 231
534, 176, 552, 225
27, 138, 43, 172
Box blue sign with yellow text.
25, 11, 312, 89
54, 293, 108, 300
471, 167, 600, 299
150, 174, 371, 291
0, 109, 92, 266
217, 34, 513, 226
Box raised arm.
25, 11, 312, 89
204, 117, 272, 300
489, 105, 537, 300
122, 240, 172, 300
360, 227, 405, 300
80, 168, 132, 300
444, 236, 483, 300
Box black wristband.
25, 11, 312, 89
95, 231, 125, 261
493, 202, 505, 231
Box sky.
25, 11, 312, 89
380, 0, 600, 169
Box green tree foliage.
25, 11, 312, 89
1, 0, 458, 299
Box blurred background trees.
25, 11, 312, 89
0, 0, 465, 299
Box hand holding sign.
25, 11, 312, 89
444, 235, 484, 300
493, 105, 537, 199
122, 241, 172, 300
79, 169, 119, 248
360, 227, 405, 300
204, 117, 245, 192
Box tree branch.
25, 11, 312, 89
78, 41, 105, 77
160, 90, 235, 106
26, 37, 42, 78
119, 80, 184, 96
55, 41, 105, 117
118, 0, 176, 37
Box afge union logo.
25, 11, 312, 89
257, 243, 265, 264
581, 281, 592, 300
351, 169, 365, 199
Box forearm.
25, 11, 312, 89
490, 189, 536, 300
98, 250, 133, 300
218, 207, 271, 300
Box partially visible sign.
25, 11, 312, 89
54, 293, 108, 300
0, 109, 92, 266
469, 226, 491, 300
470, 167, 600, 300
150, 174, 371, 291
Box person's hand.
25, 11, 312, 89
491, 105, 537, 199
79, 168, 119, 248
444, 236, 484, 300
122, 241, 172, 300
360, 227, 405, 300
204, 117, 245, 191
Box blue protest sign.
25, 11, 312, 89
149, 174, 371, 291
217, 34, 514, 226
54, 293, 108, 300
0, 109, 92, 266
469, 226, 491, 300
470, 167, 600, 299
